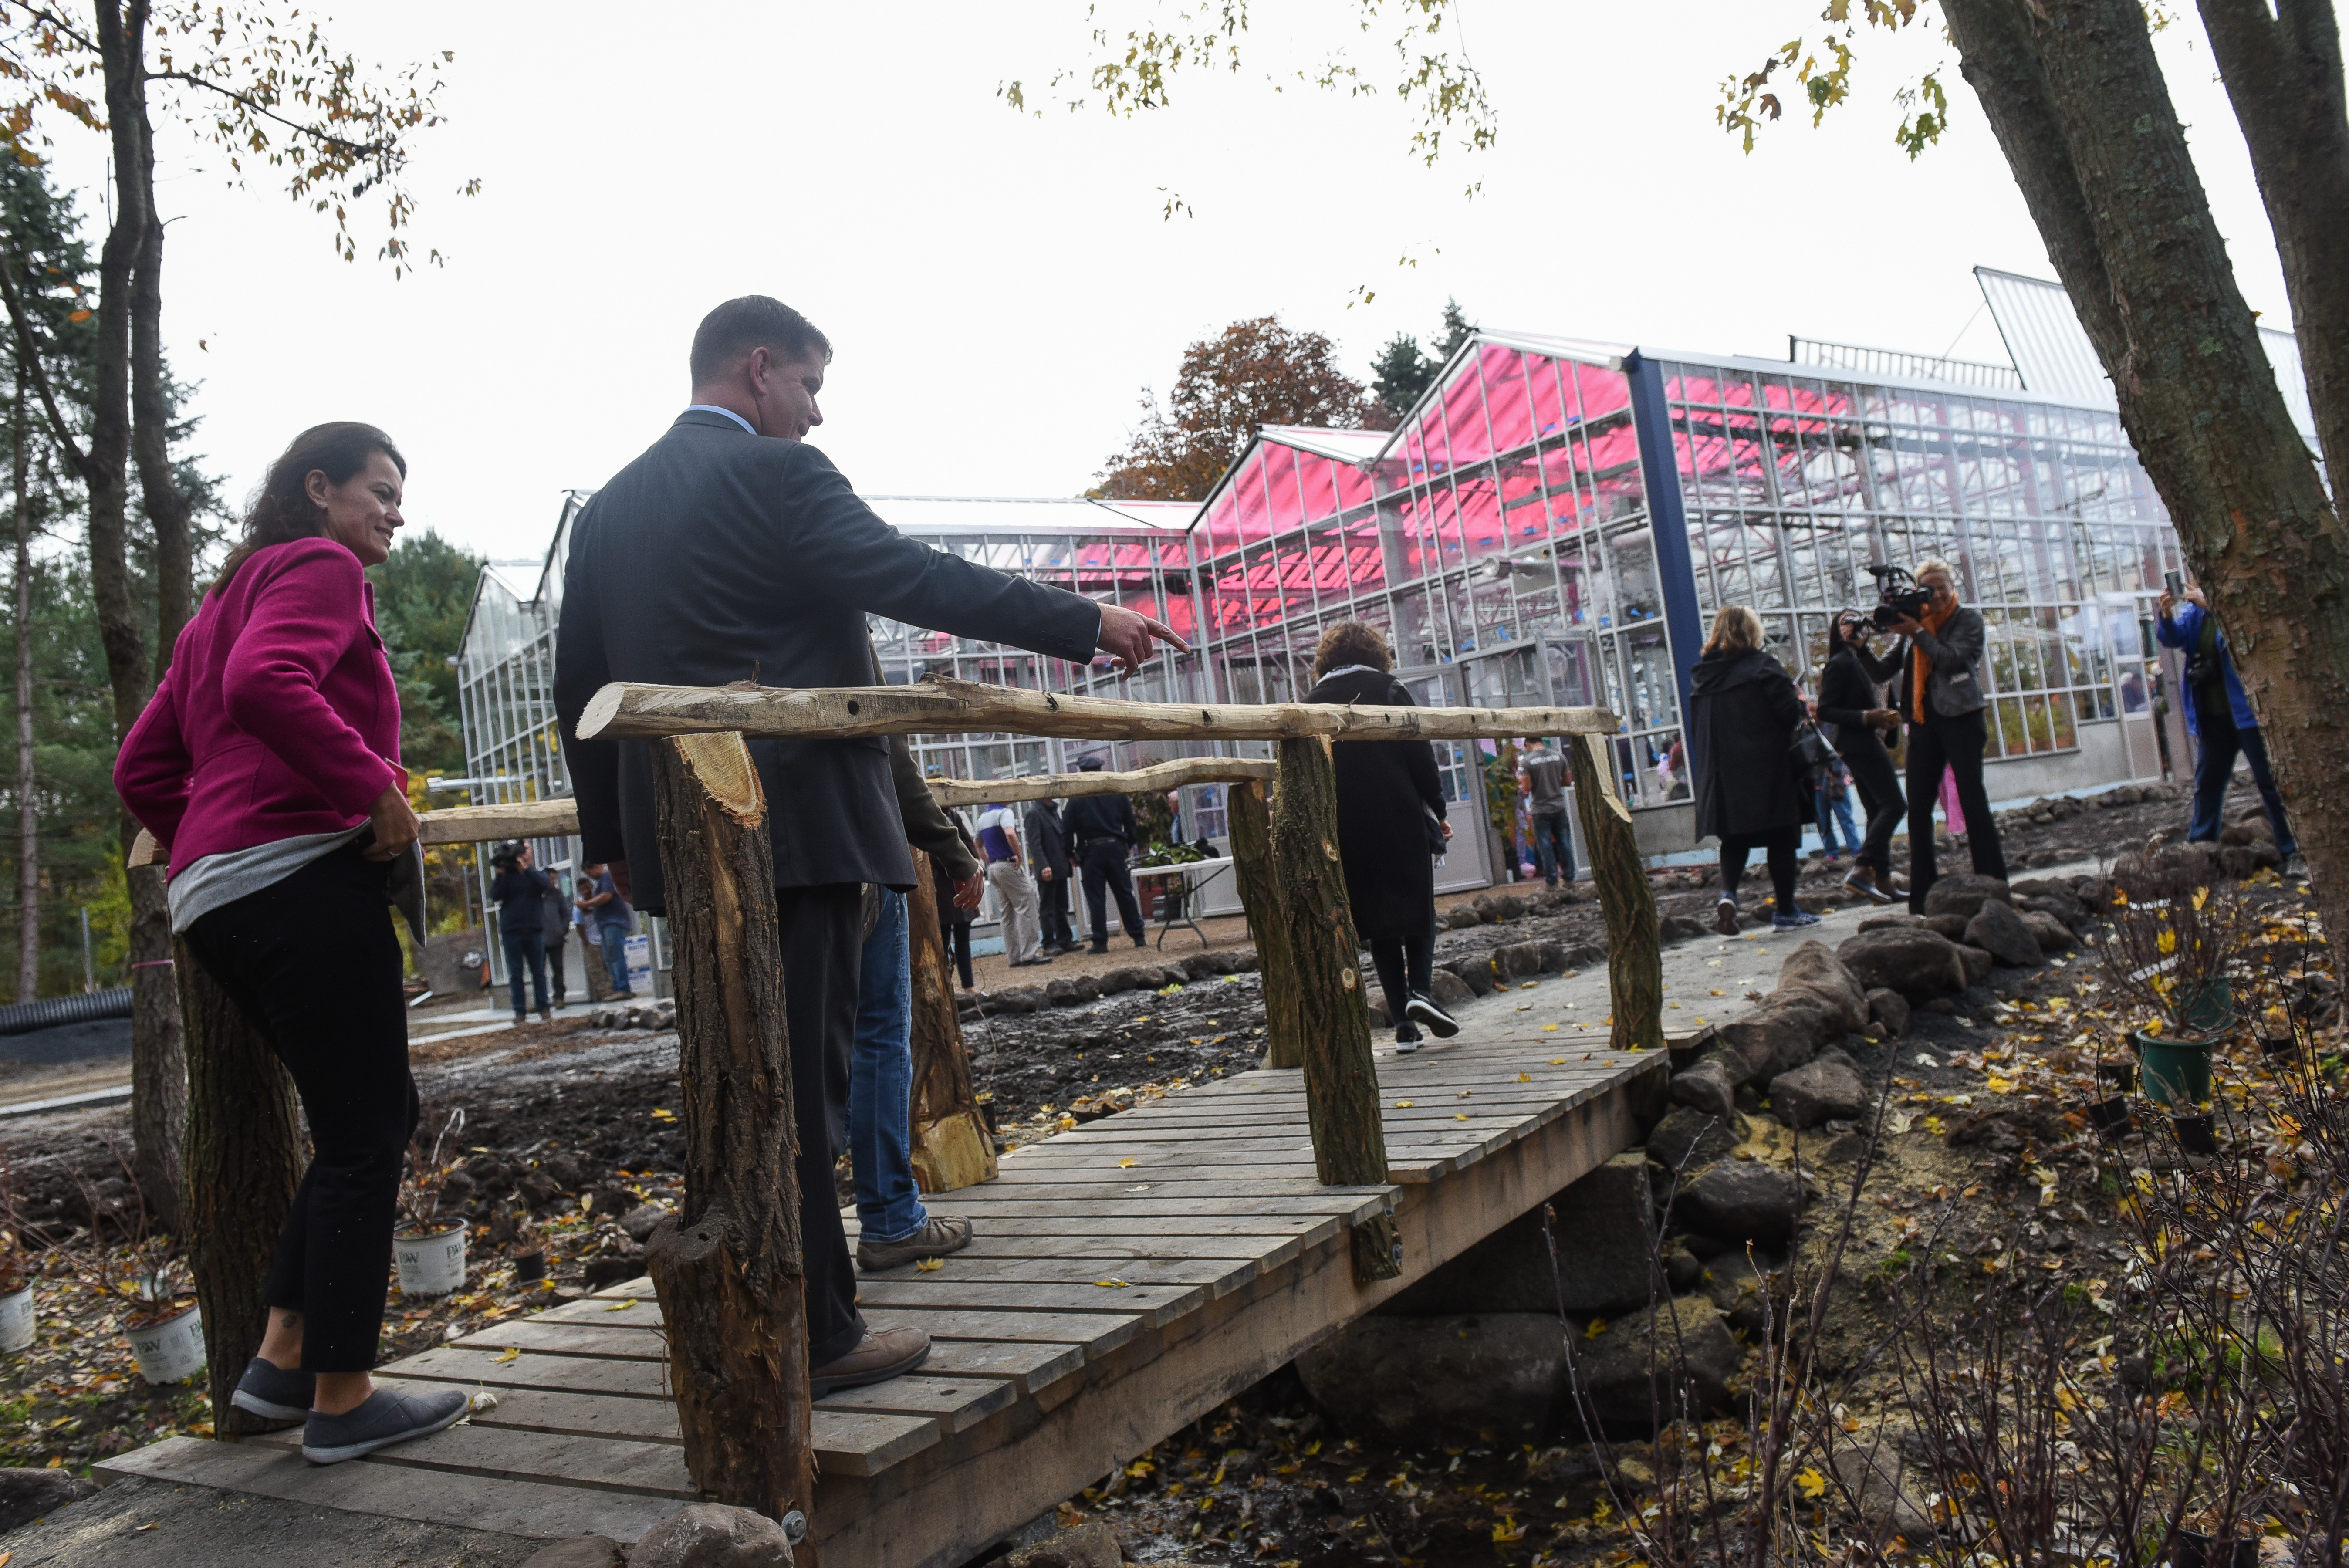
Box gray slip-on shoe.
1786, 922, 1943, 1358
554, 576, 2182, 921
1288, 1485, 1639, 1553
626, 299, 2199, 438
810, 1326, 930, 1395
302, 1386, 470, 1464
856, 1214, 973, 1273
230, 1356, 314, 1421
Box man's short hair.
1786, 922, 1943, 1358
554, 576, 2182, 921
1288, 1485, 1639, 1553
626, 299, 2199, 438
689, 296, 833, 385
1076, 756, 1106, 772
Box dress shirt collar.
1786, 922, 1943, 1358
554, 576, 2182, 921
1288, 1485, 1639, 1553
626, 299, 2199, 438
683, 404, 757, 436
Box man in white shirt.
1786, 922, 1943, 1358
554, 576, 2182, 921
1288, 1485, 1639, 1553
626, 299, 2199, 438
975, 803, 1047, 968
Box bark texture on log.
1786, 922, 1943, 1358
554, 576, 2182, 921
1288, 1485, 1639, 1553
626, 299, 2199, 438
642, 732, 815, 1540
1937, 0, 2349, 954
1226, 778, 1304, 1071
127, 863, 183, 1235
1570, 733, 1663, 1054
418, 799, 579, 846
579, 674, 1616, 746
904, 848, 998, 1194
1268, 738, 1399, 1281
176, 936, 302, 1438
925, 755, 1276, 808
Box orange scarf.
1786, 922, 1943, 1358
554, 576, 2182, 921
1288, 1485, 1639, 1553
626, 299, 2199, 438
1912, 596, 1955, 718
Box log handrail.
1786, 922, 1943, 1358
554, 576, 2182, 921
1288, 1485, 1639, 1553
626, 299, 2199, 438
576, 676, 1617, 745
418, 799, 581, 846
924, 756, 1275, 808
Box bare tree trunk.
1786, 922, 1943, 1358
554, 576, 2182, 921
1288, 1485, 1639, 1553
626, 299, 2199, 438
903, 847, 997, 1194
1268, 736, 1399, 1283
126, 864, 182, 1231
1226, 776, 1305, 1070
12, 365, 34, 1002
126, 56, 191, 670
1939, 0, 2349, 943
176, 935, 302, 1436
85, 0, 149, 764
641, 733, 815, 1544
2195, 0, 2349, 495
1570, 734, 1664, 1054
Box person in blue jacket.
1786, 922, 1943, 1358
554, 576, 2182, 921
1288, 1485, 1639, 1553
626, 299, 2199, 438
2156, 581, 2296, 862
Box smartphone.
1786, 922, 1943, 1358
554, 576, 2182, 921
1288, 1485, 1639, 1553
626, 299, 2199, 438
2164, 569, 2183, 598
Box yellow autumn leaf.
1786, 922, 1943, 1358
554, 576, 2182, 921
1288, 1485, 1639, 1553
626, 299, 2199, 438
605, 1298, 636, 1311
1795, 1466, 1827, 1499
2192, 885, 2210, 910
1095, 1278, 1132, 1288
1395, 1100, 1414, 1108
493, 1345, 522, 1363
915, 1257, 943, 1272
2157, 927, 2178, 955
1518, 1071, 1531, 1082
1541, 1024, 1559, 1032
1455, 1113, 1471, 1121
1493, 1517, 1526, 1543
1118, 1157, 1136, 1167
1549, 1058, 1565, 1065
1585, 1317, 1608, 1339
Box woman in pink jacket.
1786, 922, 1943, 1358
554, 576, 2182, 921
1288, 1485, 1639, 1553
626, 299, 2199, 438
114, 422, 466, 1465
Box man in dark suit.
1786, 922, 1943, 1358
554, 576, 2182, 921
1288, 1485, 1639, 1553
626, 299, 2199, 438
554, 297, 1182, 1394
1024, 795, 1078, 954
1062, 757, 1149, 952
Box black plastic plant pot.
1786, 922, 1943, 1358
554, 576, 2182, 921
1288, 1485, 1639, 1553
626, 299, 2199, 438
2171, 1112, 2221, 1157
2097, 1061, 2137, 1093
2087, 1096, 2134, 1137
512, 1249, 548, 1284
2172, 1531, 2260, 1568
2261, 1033, 2298, 1059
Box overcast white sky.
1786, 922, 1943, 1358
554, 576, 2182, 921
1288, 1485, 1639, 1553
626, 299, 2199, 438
48, 1, 2290, 564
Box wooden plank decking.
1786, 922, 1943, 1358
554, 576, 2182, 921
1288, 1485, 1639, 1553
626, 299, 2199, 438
101, 1026, 1666, 1568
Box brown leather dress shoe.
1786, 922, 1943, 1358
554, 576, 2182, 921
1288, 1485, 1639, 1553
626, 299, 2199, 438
810, 1326, 929, 1395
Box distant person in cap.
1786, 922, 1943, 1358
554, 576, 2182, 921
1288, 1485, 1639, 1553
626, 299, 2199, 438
1062, 755, 1147, 952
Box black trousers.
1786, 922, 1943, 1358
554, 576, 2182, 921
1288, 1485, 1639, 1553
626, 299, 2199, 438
1719, 825, 1802, 911
774, 884, 868, 1368
502, 927, 548, 1015
1833, 727, 1907, 879
1370, 916, 1436, 1031
1079, 841, 1144, 946
938, 908, 974, 990
183, 847, 418, 1374
1037, 869, 1073, 949
1904, 707, 2007, 912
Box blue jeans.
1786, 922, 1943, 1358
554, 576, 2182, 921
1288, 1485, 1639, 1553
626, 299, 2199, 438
1815, 783, 1862, 856
598, 922, 635, 995
850, 889, 927, 1244
2188, 702, 2295, 855
1529, 810, 1574, 883
503, 928, 548, 1015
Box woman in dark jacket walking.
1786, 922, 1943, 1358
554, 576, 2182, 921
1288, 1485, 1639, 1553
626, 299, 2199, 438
1304, 621, 1457, 1051
1688, 606, 1820, 935
1814, 612, 1905, 904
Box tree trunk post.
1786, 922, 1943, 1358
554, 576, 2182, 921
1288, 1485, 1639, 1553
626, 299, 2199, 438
1226, 777, 1305, 1071
1268, 736, 1399, 1283
1569, 733, 1664, 1054
175, 936, 303, 1437
903, 848, 997, 1194
126, 861, 184, 1234
641, 732, 815, 1545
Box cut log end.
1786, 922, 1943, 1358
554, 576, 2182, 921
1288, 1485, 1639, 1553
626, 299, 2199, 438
576, 682, 627, 741
669, 733, 766, 824
129, 829, 159, 868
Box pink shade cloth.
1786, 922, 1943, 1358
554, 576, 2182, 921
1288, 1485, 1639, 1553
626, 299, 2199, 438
1939, 767, 1966, 836
114, 537, 406, 875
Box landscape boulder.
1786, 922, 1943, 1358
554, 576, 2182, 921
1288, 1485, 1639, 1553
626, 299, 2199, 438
1646, 1105, 1743, 1172
1963, 901, 2042, 968
1858, 912, 1925, 933
0, 1467, 99, 1534
1921, 873, 2011, 922
1570, 1295, 1741, 1434
1494, 941, 1547, 978
1774, 941, 1870, 1037
519, 1538, 626, 1568
1299, 1312, 1564, 1442
1830, 1436, 1935, 1540
1006, 1521, 1123, 1568
1956, 944, 1995, 986
1659, 914, 1712, 945
1385, 1153, 1658, 1317
1674, 1161, 1803, 1246
1769, 1052, 1868, 1130
2018, 910, 2075, 953
1923, 914, 1972, 943
1835, 926, 1966, 1000
629, 1504, 795, 1568
1696, 1251, 1785, 1335
1428, 968, 1476, 1008
1865, 988, 1910, 1038
2010, 879, 2089, 928
1669, 1059, 1737, 1122
1446, 906, 1483, 928
988, 986, 1047, 1015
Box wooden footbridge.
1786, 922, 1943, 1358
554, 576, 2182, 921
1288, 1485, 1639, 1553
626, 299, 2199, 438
106, 678, 1673, 1567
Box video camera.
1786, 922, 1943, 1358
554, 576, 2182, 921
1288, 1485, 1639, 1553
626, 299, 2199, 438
1863, 564, 1934, 632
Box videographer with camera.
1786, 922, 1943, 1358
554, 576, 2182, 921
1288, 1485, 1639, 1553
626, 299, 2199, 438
1815, 611, 1906, 904
489, 840, 556, 1025
1876, 558, 2007, 910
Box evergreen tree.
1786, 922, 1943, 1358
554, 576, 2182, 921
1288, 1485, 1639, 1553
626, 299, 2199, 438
1371, 297, 1476, 422
369, 529, 485, 778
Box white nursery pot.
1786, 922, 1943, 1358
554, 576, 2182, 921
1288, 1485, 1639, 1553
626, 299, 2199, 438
395, 1224, 468, 1297
0, 1284, 34, 1353
127, 1301, 205, 1384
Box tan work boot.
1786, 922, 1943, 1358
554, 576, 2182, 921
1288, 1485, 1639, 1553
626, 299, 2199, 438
856, 1215, 973, 1273
810, 1325, 929, 1394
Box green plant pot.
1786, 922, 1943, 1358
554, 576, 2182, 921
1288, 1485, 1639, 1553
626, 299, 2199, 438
2177, 981, 2236, 1035
2133, 1028, 2214, 1108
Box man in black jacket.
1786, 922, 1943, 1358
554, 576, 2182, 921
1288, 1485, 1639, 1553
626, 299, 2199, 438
1062, 757, 1148, 952
554, 297, 1182, 1395
1025, 796, 1079, 954
489, 842, 554, 1025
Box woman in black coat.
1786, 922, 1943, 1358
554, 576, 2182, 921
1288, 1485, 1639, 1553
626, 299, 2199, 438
1303, 620, 1457, 1051
1813, 612, 1905, 904
1687, 606, 1819, 935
